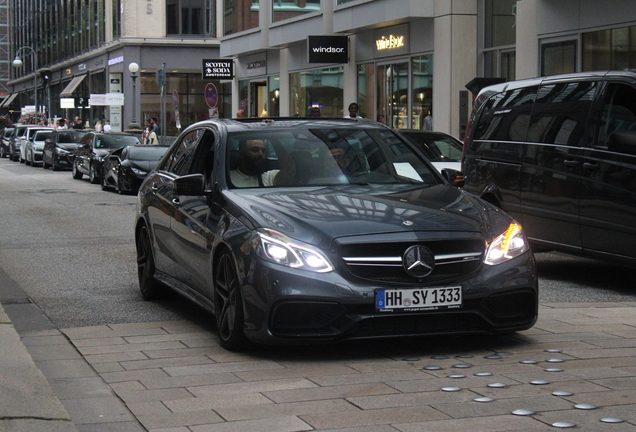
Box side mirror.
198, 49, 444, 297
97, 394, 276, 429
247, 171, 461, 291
608, 130, 636, 154
441, 168, 465, 188
108, 155, 119, 162
173, 173, 205, 195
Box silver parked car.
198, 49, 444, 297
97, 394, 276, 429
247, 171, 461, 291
19, 127, 53, 164
25, 129, 53, 167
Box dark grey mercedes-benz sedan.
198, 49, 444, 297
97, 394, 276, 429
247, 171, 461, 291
135, 117, 537, 350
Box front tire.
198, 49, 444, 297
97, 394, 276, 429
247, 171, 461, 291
89, 164, 99, 184
43, 157, 50, 169
137, 225, 161, 300
214, 251, 249, 351
72, 160, 83, 179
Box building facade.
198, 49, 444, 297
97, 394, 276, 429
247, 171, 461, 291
2, 0, 229, 134
4, 0, 636, 139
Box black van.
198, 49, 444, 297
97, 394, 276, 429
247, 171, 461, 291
462, 71, 636, 268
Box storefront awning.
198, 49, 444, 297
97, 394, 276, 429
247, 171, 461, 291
60, 75, 87, 98
0, 93, 18, 108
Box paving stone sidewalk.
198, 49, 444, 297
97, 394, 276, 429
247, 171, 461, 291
16, 302, 636, 432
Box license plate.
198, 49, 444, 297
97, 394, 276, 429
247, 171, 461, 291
376, 286, 462, 312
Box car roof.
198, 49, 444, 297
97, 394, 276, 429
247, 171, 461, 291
180, 117, 389, 134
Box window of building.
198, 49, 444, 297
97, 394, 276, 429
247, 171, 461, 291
482, 0, 516, 80
541, 40, 576, 76
290, 67, 343, 117
223, 0, 259, 36
412, 55, 433, 130
272, 0, 320, 23
357, 63, 374, 120
167, 0, 216, 36
583, 26, 636, 71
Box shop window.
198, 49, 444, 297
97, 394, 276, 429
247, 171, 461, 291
224, 0, 259, 36
412, 55, 433, 130
272, 0, 320, 23
482, 0, 516, 79
357, 63, 374, 120
167, 0, 216, 36
290, 67, 343, 117
541, 40, 576, 76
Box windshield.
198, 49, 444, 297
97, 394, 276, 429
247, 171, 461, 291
128, 146, 168, 161
401, 133, 463, 163
58, 132, 87, 143
95, 134, 140, 149
226, 127, 439, 188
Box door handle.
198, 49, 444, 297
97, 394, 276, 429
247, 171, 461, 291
563, 159, 579, 167
583, 162, 599, 171
172, 198, 180, 207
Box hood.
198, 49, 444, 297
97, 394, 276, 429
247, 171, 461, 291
224, 184, 512, 248
123, 160, 160, 173
57, 143, 80, 151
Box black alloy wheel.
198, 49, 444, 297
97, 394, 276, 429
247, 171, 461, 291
214, 251, 249, 351
137, 225, 161, 300
52, 156, 60, 171
101, 173, 109, 191
72, 160, 83, 179
117, 172, 125, 195
42, 156, 50, 169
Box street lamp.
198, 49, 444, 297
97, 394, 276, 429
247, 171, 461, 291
127, 62, 141, 130
12, 46, 38, 120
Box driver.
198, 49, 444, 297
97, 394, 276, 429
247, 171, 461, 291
230, 138, 295, 187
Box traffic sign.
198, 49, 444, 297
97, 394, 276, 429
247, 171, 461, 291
205, 83, 218, 108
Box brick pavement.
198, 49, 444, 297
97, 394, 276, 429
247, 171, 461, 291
18, 303, 636, 431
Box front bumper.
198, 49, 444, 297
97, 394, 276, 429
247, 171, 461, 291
239, 252, 538, 345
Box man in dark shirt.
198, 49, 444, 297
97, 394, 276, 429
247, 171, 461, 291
72, 116, 84, 130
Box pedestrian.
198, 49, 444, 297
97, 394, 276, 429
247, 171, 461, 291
95, 119, 102, 132
236, 109, 246, 118
142, 120, 151, 144
421, 105, 433, 130
103, 120, 111, 132
148, 129, 159, 145
56, 118, 67, 129
344, 102, 363, 119
151, 117, 159, 134
72, 116, 85, 130
309, 107, 321, 117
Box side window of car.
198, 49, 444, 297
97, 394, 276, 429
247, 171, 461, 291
163, 130, 201, 176
527, 81, 598, 147
597, 83, 636, 154
473, 87, 537, 143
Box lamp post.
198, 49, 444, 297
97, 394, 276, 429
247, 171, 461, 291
127, 62, 141, 131
12, 46, 38, 121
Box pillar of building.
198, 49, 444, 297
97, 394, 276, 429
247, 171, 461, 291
279, 48, 290, 117
516, 0, 539, 79
343, 34, 357, 117
433, 0, 478, 138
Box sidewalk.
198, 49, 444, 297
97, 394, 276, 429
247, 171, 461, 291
3, 302, 636, 431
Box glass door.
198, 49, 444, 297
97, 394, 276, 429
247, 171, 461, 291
377, 62, 410, 129
250, 80, 268, 117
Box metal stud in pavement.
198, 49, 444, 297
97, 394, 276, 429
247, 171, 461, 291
552, 391, 574, 397
495, 352, 512, 356
474, 397, 495, 402
441, 386, 461, 392
530, 380, 550, 385
574, 403, 597, 410
547, 358, 565, 363
545, 349, 563, 353
474, 372, 493, 376
512, 409, 535, 416
552, 422, 576, 428
487, 382, 507, 388
485, 355, 502, 359
601, 418, 625, 423
520, 360, 538, 364
423, 365, 442, 370
453, 363, 471, 368
545, 368, 564, 372
432, 355, 448, 359
447, 374, 466, 378
456, 354, 473, 358
402, 357, 420, 361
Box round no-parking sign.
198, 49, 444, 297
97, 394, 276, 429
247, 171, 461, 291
205, 83, 218, 108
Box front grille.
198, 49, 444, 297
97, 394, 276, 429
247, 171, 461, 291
340, 239, 483, 285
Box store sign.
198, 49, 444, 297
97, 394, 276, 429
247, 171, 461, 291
374, 24, 409, 57
90, 93, 125, 106
202, 59, 234, 79
307, 35, 348, 64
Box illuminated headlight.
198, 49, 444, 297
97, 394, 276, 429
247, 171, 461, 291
56, 147, 70, 155
484, 222, 529, 265
131, 167, 146, 175
255, 229, 333, 273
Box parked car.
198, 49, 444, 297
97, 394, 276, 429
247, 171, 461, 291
462, 70, 636, 269
101, 144, 169, 194
135, 117, 537, 351
397, 130, 464, 172
43, 129, 89, 171
19, 127, 53, 163
72, 132, 141, 183
24, 129, 53, 166
0, 127, 15, 158
8, 125, 29, 162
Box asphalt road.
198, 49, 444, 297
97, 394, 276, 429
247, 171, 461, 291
0, 157, 634, 331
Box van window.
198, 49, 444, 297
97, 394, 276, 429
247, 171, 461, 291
597, 83, 636, 154
473, 87, 537, 142
527, 81, 597, 146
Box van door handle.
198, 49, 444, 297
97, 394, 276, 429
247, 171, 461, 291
583, 162, 599, 171
172, 198, 180, 207
563, 159, 579, 167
